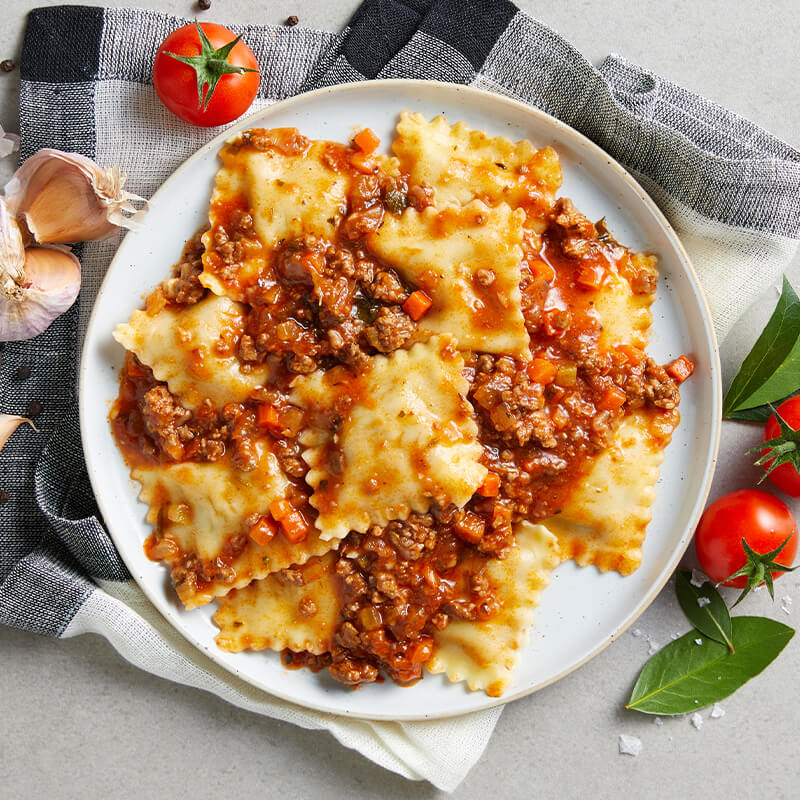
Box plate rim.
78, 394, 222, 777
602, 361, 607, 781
79, 77, 722, 720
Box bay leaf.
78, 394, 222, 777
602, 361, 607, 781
726, 388, 800, 423
723, 276, 800, 418
675, 570, 734, 652
627, 616, 793, 715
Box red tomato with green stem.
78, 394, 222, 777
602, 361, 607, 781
153, 22, 259, 127
755, 395, 800, 497
694, 489, 798, 604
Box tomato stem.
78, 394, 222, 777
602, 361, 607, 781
163, 21, 259, 111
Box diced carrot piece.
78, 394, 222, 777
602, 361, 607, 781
409, 637, 434, 664
454, 511, 486, 544
616, 344, 643, 364
576, 264, 605, 289
403, 290, 433, 321
527, 357, 557, 384
667, 355, 695, 384
353, 127, 380, 153
477, 472, 501, 497
530, 259, 555, 282
597, 385, 627, 411
248, 517, 277, 547
256, 403, 281, 431
350, 150, 378, 174
269, 498, 293, 521
280, 510, 309, 544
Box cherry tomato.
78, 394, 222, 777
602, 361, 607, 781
694, 489, 797, 587
761, 395, 800, 497
153, 22, 259, 127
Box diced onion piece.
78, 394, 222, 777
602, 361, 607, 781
556, 363, 577, 386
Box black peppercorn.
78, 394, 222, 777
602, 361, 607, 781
0, 59, 15, 73
13, 365, 32, 381
197, 0, 211, 10
285, 15, 299, 26
0, 490, 10, 503
25, 400, 43, 418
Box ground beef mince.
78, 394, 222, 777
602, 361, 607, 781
161, 229, 207, 305
325, 516, 499, 687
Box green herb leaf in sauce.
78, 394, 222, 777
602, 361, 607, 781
675, 570, 734, 652
356, 296, 381, 324
627, 617, 793, 715
723, 276, 800, 419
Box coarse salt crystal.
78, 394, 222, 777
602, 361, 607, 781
670, 632, 680, 640
690, 712, 703, 730
690, 569, 707, 588
710, 704, 725, 719
654, 717, 664, 727
694, 638, 703, 645
618, 734, 643, 756
631, 628, 643, 638
648, 640, 660, 655
697, 596, 711, 607
781, 595, 792, 615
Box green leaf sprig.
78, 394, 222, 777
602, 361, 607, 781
626, 573, 794, 715
723, 276, 800, 420
163, 22, 258, 111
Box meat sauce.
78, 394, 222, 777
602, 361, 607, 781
111, 128, 684, 689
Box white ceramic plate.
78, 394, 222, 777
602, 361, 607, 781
80, 80, 721, 721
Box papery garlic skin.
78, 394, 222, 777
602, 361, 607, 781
0, 209, 81, 341
0, 197, 25, 288
0, 414, 37, 453
4, 149, 147, 244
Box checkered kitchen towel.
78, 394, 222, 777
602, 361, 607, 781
2, 0, 799, 791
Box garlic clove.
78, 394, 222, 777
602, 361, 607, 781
0, 244, 81, 341
4, 149, 147, 244
0, 414, 37, 453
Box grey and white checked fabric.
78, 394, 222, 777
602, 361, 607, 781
2, 1, 799, 790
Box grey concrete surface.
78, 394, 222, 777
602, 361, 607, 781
1, 2, 799, 798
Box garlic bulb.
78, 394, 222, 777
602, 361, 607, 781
4, 149, 147, 244
0, 197, 81, 341
0, 414, 37, 453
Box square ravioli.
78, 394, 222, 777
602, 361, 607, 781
368, 201, 530, 358
290, 336, 487, 540
200, 129, 352, 300
132, 442, 335, 609
393, 111, 562, 228
113, 293, 270, 409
